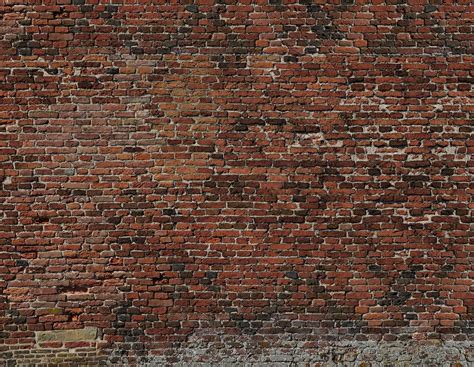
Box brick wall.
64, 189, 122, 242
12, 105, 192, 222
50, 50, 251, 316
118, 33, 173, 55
0, 0, 473, 365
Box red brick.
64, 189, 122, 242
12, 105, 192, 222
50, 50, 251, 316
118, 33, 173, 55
0, 1, 472, 365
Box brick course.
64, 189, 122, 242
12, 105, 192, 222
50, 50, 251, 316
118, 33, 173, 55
0, 0, 473, 365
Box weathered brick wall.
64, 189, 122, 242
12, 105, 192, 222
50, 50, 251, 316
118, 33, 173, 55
0, 0, 473, 365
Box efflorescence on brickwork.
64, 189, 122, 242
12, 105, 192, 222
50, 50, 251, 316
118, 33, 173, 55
0, 0, 473, 366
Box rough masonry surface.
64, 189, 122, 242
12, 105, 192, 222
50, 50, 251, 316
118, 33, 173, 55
0, 0, 473, 366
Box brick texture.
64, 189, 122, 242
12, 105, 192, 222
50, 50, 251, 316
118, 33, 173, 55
0, 0, 473, 365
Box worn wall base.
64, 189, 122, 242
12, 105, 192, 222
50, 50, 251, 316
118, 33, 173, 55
2, 338, 474, 366
131, 340, 474, 366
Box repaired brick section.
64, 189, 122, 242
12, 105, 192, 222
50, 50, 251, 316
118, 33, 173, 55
0, 346, 106, 366
36, 327, 98, 343
0, 328, 105, 365
0, 0, 473, 366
